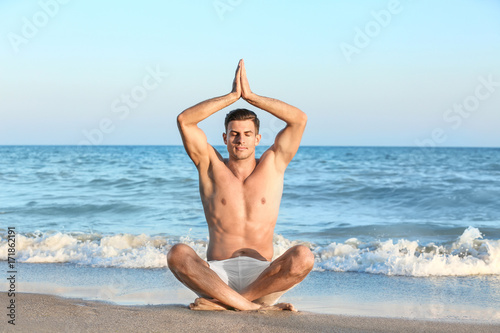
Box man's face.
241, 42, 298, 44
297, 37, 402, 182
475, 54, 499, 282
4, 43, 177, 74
223, 120, 261, 160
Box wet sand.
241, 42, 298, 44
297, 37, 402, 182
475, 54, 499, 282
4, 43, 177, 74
2, 292, 499, 333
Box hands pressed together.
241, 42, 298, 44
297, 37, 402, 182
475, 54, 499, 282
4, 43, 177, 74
231, 59, 254, 101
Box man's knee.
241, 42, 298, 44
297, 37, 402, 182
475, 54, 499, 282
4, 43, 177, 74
289, 245, 315, 276
167, 243, 193, 270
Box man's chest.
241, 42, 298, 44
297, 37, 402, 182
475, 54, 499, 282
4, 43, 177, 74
216, 172, 281, 202
201, 163, 283, 212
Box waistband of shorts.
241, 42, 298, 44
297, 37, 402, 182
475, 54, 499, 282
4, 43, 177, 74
208, 256, 269, 264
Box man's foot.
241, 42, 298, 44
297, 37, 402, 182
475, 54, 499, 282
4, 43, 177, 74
189, 297, 232, 311
258, 302, 297, 312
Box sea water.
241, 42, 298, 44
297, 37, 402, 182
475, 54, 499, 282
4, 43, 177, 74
1, 146, 499, 321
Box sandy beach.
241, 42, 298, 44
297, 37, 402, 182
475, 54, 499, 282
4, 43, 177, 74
2, 292, 499, 333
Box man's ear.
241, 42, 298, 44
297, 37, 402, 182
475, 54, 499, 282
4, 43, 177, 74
255, 133, 262, 146
222, 132, 227, 145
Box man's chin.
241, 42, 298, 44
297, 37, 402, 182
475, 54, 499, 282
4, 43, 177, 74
231, 149, 252, 160
233, 154, 251, 161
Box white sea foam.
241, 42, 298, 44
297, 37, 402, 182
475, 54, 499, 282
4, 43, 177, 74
314, 227, 500, 276
1, 227, 499, 276
0, 232, 299, 268
0, 232, 172, 268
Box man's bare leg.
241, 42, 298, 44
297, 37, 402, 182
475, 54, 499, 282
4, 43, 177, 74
190, 245, 314, 311
167, 244, 313, 311
189, 298, 231, 311
239, 245, 315, 306
167, 243, 262, 311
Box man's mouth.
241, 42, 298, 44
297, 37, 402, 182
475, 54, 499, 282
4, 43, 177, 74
236, 147, 247, 151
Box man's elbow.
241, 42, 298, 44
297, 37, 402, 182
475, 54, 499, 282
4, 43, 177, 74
177, 113, 185, 126
177, 113, 190, 128
177, 113, 198, 132
297, 111, 307, 127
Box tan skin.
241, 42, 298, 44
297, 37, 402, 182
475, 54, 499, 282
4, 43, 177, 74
168, 59, 314, 311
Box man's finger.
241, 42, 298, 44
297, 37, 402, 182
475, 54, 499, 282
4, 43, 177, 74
234, 62, 240, 76
241, 59, 246, 74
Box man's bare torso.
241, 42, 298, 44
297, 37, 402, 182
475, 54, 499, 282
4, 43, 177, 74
199, 146, 284, 262
170, 59, 309, 311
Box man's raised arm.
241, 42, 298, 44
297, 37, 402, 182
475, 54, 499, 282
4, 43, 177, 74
177, 62, 242, 167
239, 60, 307, 171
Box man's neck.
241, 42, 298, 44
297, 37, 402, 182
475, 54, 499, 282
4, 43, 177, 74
226, 156, 257, 181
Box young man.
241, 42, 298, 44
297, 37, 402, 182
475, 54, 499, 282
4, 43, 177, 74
167, 59, 313, 311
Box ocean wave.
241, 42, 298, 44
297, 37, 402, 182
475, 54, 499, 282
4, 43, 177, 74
1, 227, 499, 276
314, 227, 500, 276
0, 232, 172, 268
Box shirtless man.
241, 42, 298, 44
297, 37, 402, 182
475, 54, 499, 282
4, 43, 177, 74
167, 59, 314, 311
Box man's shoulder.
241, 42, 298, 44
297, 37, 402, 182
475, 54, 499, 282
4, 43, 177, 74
257, 145, 278, 164
194, 145, 224, 175
254, 147, 285, 175
209, 145, 225, 162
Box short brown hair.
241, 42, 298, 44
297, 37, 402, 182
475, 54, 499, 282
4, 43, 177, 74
224, 109, 260, 133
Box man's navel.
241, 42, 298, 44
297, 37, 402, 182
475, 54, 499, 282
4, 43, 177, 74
261, 197, 266, 204
221, 198, 227, 205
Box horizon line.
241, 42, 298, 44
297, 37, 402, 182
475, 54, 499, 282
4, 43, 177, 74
1, 144, 499, 149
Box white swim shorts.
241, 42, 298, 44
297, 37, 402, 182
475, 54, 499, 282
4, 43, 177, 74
207, 256, 288, 305
208, 256, 270, 293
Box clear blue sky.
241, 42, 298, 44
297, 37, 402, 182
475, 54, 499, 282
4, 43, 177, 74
1, 0, 499, 147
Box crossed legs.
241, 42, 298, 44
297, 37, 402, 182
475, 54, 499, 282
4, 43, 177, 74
166, 244, 314, 311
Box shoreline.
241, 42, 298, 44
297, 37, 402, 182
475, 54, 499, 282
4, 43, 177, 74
4, 263, 500, 323
2, 292, 500, 333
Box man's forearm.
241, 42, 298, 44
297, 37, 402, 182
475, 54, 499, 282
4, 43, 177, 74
243, 93, 307, 126
177, 92, 239, 127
